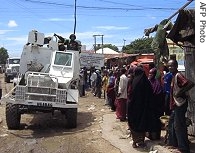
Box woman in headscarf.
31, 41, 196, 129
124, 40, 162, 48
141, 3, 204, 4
127, 66, 154, 148
148, 68, 165, 140
127, 67, 135, 108
106, 70, 116, 111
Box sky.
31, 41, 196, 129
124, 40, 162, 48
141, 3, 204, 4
0, 0, 196, 57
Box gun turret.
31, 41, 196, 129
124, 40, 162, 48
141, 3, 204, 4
54, 33, 65, 43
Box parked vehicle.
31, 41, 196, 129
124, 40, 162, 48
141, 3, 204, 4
4, 57, 20, 83
4, 30, 80, 129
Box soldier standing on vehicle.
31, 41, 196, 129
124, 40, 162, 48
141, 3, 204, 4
54, 33, 81, 53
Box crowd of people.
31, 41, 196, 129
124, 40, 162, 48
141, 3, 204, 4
78, 59, 194, 153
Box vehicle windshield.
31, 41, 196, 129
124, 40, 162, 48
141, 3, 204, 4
9, 59, 20, 64
54, 52, 72, 66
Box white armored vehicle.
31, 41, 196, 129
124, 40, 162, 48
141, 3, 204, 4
5, 30, 80, 129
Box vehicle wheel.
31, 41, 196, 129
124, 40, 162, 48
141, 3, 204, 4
60, 109, 66, 115
6, 103, 21, 130
65, 108, 77, 128
5, 76, 10, 83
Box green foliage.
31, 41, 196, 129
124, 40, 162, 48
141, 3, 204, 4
94, 38, 153, 54
0, 47, 9, 64
123, 37, 154, 54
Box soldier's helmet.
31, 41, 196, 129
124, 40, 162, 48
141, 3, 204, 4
69, 34, 76, 40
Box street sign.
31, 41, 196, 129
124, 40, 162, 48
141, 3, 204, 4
80, 52, 104, 69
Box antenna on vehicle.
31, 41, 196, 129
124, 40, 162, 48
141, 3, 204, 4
73, 0, 77, 34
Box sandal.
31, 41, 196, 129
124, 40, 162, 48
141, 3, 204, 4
137, 142, 146, 148
165, 146, 177, 149
132, 142, 138, 148
169, 148, 181, 153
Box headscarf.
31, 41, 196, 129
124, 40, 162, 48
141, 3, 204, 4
132, 67, 145, 91
148, 68, 163, 95
128, 67, 135, 75
127, 67, 135, 101
128, 66, 154, 132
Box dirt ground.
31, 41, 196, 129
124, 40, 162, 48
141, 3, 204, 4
0, 74, 195, 153
0, 73, 124, 153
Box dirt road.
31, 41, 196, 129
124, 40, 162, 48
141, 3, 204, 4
0, 73, 151, 153
0, 74, 194, 153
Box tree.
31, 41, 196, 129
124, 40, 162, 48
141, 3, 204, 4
96, 44, 119, 52
0, 47, 9, 64
123, 37, 154, 54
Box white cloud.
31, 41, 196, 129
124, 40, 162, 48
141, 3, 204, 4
95, 26, 129, 30
3, 35, 28, 57
151, 16, 156, 19
6, 36, 27, 42
8, 20, 18, 27
0, 30, 14, 35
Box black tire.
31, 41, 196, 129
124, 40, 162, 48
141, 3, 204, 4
60, 109, 66, 115
65, 108, 77, 128
5, 76, 10, 83
6, 103, 21, 130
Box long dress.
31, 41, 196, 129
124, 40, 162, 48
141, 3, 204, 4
127, 67, 154, 146
107, 75, 116, 111
148, 71, 164, 140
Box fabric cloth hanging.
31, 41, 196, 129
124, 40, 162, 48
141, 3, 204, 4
144, 19, 173, 66
167, 9, 195, 47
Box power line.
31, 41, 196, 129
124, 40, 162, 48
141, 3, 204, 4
98, 0, 143, 7
23, 0, 73, 7
3, 0, 194, 21
22, 0, 179, 11
5, 0, 75, 30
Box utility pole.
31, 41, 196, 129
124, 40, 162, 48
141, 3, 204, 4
122, 39, 126, 57
93, 35, 97, 53
123, 39, 126, 47
93, 34, 104, 54
101, 35, 104, 54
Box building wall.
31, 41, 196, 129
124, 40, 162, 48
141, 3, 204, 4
167, 39, 185, 65
185, 45, 195, 136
